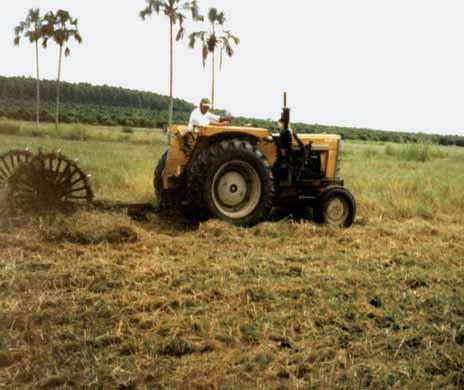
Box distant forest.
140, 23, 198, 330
1, 75, 463, 146
0, 75, 194, 128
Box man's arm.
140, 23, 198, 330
219, 115, 234, 123
208, 112, 234, 126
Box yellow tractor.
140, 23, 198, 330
155, 94, 356, 227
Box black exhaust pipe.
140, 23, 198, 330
280, 92, 292, 149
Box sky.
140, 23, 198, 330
1, 0, 463, 136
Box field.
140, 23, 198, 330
0, 122, 463, 389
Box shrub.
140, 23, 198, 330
341, 145, 353, 158
363, 148, 379, 159
117, 134, 130, 143
64, 126, 89, 141
400, 144, 447, 162
122, 127, 135, 134
0, 122, 20, 135
30, 130, 45, 138
385, 144, 396, 156
385, 144, 447, 162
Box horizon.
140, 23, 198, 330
2, 1, 463, 136
4, 73, 464, 139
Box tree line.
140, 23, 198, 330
0, 75, 193, 128
1, 75, 463, 147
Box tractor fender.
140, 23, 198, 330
202, 132, 261, 147
201, 133, 277, 166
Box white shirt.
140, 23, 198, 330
188, 108, 220, 131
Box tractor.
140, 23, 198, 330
155, 93, 356, 227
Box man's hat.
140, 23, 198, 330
200, 98, 211, 107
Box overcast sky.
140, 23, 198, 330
1, 0, 463, 135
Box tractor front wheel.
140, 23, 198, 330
313, 187, 356, 228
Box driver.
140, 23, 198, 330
187, 98, 234, 131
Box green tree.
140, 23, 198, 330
189, 8, 239, 109
13, 8, 45, 129
42, 9, 82, 130
140, 0, 203, 126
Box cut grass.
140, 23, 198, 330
0, 128, 464, 388
0, 213, 463, 388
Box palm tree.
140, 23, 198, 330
189, 8, 239, 109
140, 0, 203, 126
42, 10, 82, 130
14, 9, 45, 129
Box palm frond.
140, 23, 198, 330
176, 25, 185, 41
27, 31, 35, 44
188, 31, 205, 48
139, 9, 149, 19
75, 31, 83, 44
217, 11, 225, 25
189, 0, 203, 21
139, 0, 163, 20
224, 31, 240, 45
14, 25, 23, 36
188, 32, 197, 48
29, 9, 41, 23
208, 8, 218, 24
224, 42, 234, 57
202, 44, 208, 68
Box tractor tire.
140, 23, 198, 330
187, 139, 274, 227
313, 186, 356, 228
154, 150, 181, 208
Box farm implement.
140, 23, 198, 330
0, 148, 155, 217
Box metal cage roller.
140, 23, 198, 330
7, 151, 94, 208
0, 149, 33, 188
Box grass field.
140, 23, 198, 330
0, 123, 463, 389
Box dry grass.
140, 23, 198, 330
1, 132, 464, 388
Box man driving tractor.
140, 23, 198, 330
188, 98, 234, 131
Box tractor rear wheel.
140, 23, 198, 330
187, 140, 274, 227
313, 187, 356, 228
